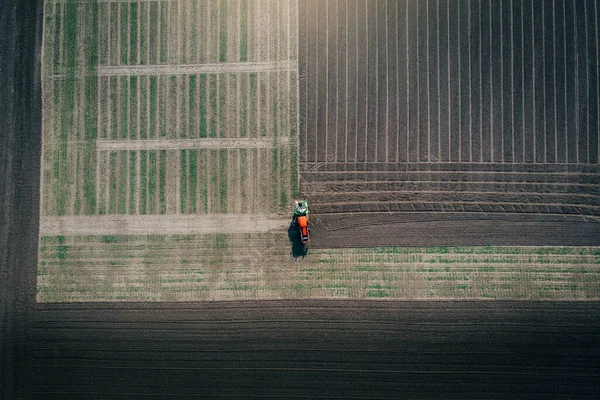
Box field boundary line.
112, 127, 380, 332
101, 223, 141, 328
306, 179, 600, 188
313, 199, 600, 210
309, 189, 600, 199
313, 210, 600, 222
96, 138, 290, 151
40, 214, 288, 235
94, 61, 296, 77
55, 0, 177, 3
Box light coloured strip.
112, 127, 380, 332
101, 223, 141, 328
96, 61, 297, 76
40, 214, 288, 235
96, 138, 283, 151
54, 0, 177, 3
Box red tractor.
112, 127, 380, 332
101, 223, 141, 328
292, 200, 310, 244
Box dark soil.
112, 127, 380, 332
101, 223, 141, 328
30, 301, 600, 398
298, 0, 600, 246
2, 1, 599, 399
0, 0, 44, 398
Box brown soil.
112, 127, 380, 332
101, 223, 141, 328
1, 1, 44, 398
298, 0, 600, 246
29, 301, 600, 398
310, 212, 600, 247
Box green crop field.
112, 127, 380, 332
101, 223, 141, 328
41, 0, 298, 218
39, 0, 600, 303
37, 234, 600, 302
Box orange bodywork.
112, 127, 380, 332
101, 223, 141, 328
297, 215, 309, 238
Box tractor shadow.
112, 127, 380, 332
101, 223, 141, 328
288, 222, 308, 261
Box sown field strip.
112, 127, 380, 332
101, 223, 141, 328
37, 236, 600, 302
94, 60, 296, 76
41, 0, 299, 220
40, 214, 288, 235
95, 138, 279, 150
39, 0, 302, 300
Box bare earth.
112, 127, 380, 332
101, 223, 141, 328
95, 60, 296, 76
96, 138, 274, 150
40, 214, 288, 235
30, 301, 600, 398
2, 1, 599, 399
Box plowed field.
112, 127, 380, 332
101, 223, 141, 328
38, 0, 600, 302
4, 1, 600, 398
299, 0, 600, 245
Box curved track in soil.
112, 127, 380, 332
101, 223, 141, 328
3, 1, 600, 398
298, 0, 600, 246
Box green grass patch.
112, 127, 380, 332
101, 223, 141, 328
189, 149, 197, 213
240, 75, 248, 137
272, 148, 278, 209
314, 259, 336, 264
240, 0, 248, 61
119, 3, 128, 64
367, 290, 391, 298
109, 152, 118, 213
148, 151, 156, 213
56, 236, 70, 262
114, 76, 129, 139
51, 1, 60, 73
199, 75, 208, 137
55, 3, 77, 215
259, 76, 267, 137
214, 234, 229, 249
209, 76, 218, 137
180, 149, 188, 212
219, 149, 227, 213
219, 0, 228, 62
138, 77, 148, 138
189, 75, 196, 135
249, 73, 257, 133
327, 284, 350, 289
218, 75, 226, 137
83, 78, 98, 214
279, 150, 288, 209
210, 150, 219, 213
189, 2, 198, 61
63, 0, 78, 72
129, 150, 137, 214
534, 247, 572, 255
118, 152, 127, 214
139, 150, 147, 213
159, 2, 168, 62
290, 138, 298, 199
159, 150, 166, 214
129, 75, 138, 136
146, 3, 157, 63
202, 150, 210, 213
240, 149, 247, 207
366, 283, 391, 290
101, 235, 121, 243
427, 276, 470, 281
129, 3, 138, 63
148, 76, 157, 138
